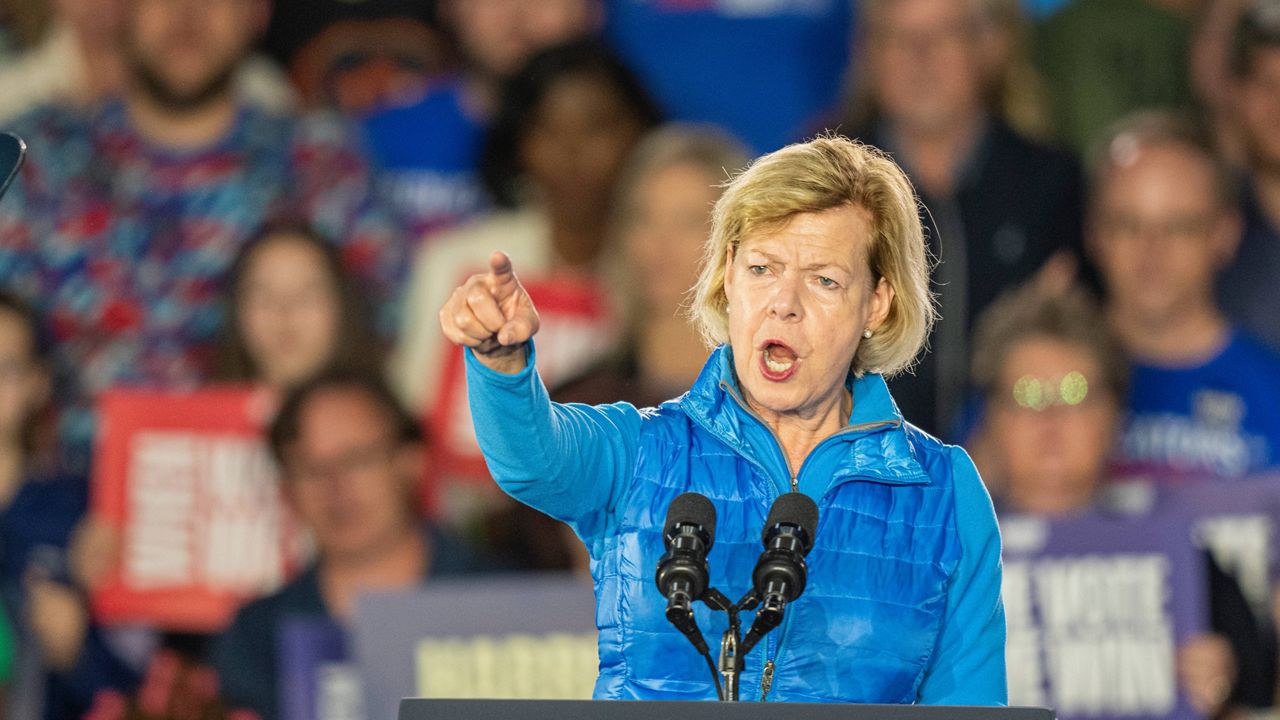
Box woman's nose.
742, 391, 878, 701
767, 276, 803, 320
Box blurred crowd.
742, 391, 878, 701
0, 0, 1279, 718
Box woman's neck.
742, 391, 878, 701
636, 313, 707, 392
893, 110, 985, 198
318, 526, 427, 621
748, 388, 851, 480
547, 204, 608, 270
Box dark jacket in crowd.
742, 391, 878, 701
859, 118, 1086, 437
1219, 179, 1280, 355
209, 525, 495, 720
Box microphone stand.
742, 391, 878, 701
696, 588, 777, 702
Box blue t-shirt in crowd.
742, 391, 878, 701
604, 0, 853, 154
1116, 330, 1280, 481
362, 76, 489, 240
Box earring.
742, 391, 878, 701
863, 328, 873, 339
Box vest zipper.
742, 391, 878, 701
760, 660, 776, 700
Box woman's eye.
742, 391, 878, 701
817, 276, 838, 288
749, 265, 768, 275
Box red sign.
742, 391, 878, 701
91, 387, 307, 632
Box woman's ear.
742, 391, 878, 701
867, 277, 895, 332
722, 244, 737, 296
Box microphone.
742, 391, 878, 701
741, 492, 819, 654
655, 492, 716, 654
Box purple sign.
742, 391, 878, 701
352, 574, 597, 720
279, 618, 363, 720
999, 510, 1207, 720
1154, 475, 1280, 615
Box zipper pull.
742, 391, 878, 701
760, 659, 775, 700
790, 475, 798, 493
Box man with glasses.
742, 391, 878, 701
211, 370, 492, 720
1087, 112, 1280, 481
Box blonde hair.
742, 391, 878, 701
689, 135, 936, 377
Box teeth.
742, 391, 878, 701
764, 350, 794, 373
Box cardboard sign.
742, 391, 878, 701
352, 574, 597, 720
425, 276, 618, 516
1000, 510, 1207, 720
91, 387, 305, 632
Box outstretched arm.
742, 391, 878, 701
444, 251, 640, 542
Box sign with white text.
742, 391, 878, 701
91, 387, 306, 631
1000, 510, 1207, 720
353, 575, 598, 720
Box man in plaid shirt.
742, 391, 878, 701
0, 0, 405, 473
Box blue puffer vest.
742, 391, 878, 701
584, 346, 969, 702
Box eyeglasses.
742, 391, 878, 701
1095, 212, 1217, 245
995, 371, 1101, 412
290, 437, 398, 482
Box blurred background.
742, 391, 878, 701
1, 0, 1280, 718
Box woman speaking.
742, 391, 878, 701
439, 136, 1006, 704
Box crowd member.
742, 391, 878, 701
971, 282, 1277, 715
211, 370, 493, 720
0, 293, 137, 720
492, 125, 749, 574
1219, 1, 1280, 353
0, 0, 403, 472
213, 223, 383, 392
362, 0, 600, 239
391, 38, 659, 424
260, 0, 451, 115
604, 0, 852, 154
848, 0, 1085, 437
1087, 112, 1280, 480
0, 0, 125, 124
1190, 0, 1254, 167
1034, 0, 1195, 156
0, 0, 294, 125
554, 124, 750, 408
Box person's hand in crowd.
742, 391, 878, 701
1177, 632, 1237, 716
69, 514, 121, 591
26, 575, 89, 672
439, 251, 540, 375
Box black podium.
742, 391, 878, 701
399, 699, 1055, 720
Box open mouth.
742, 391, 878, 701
760, 340, 799, 381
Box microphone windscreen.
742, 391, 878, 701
664, 492, 717, 547
762, 492, 819, 549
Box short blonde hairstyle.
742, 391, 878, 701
689, 135, 936, 377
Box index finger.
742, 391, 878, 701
488, 250, 513, 278
486, 250, 519, 300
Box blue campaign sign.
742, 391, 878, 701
999, 509, 1207, 720
352, 574, 598, 720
